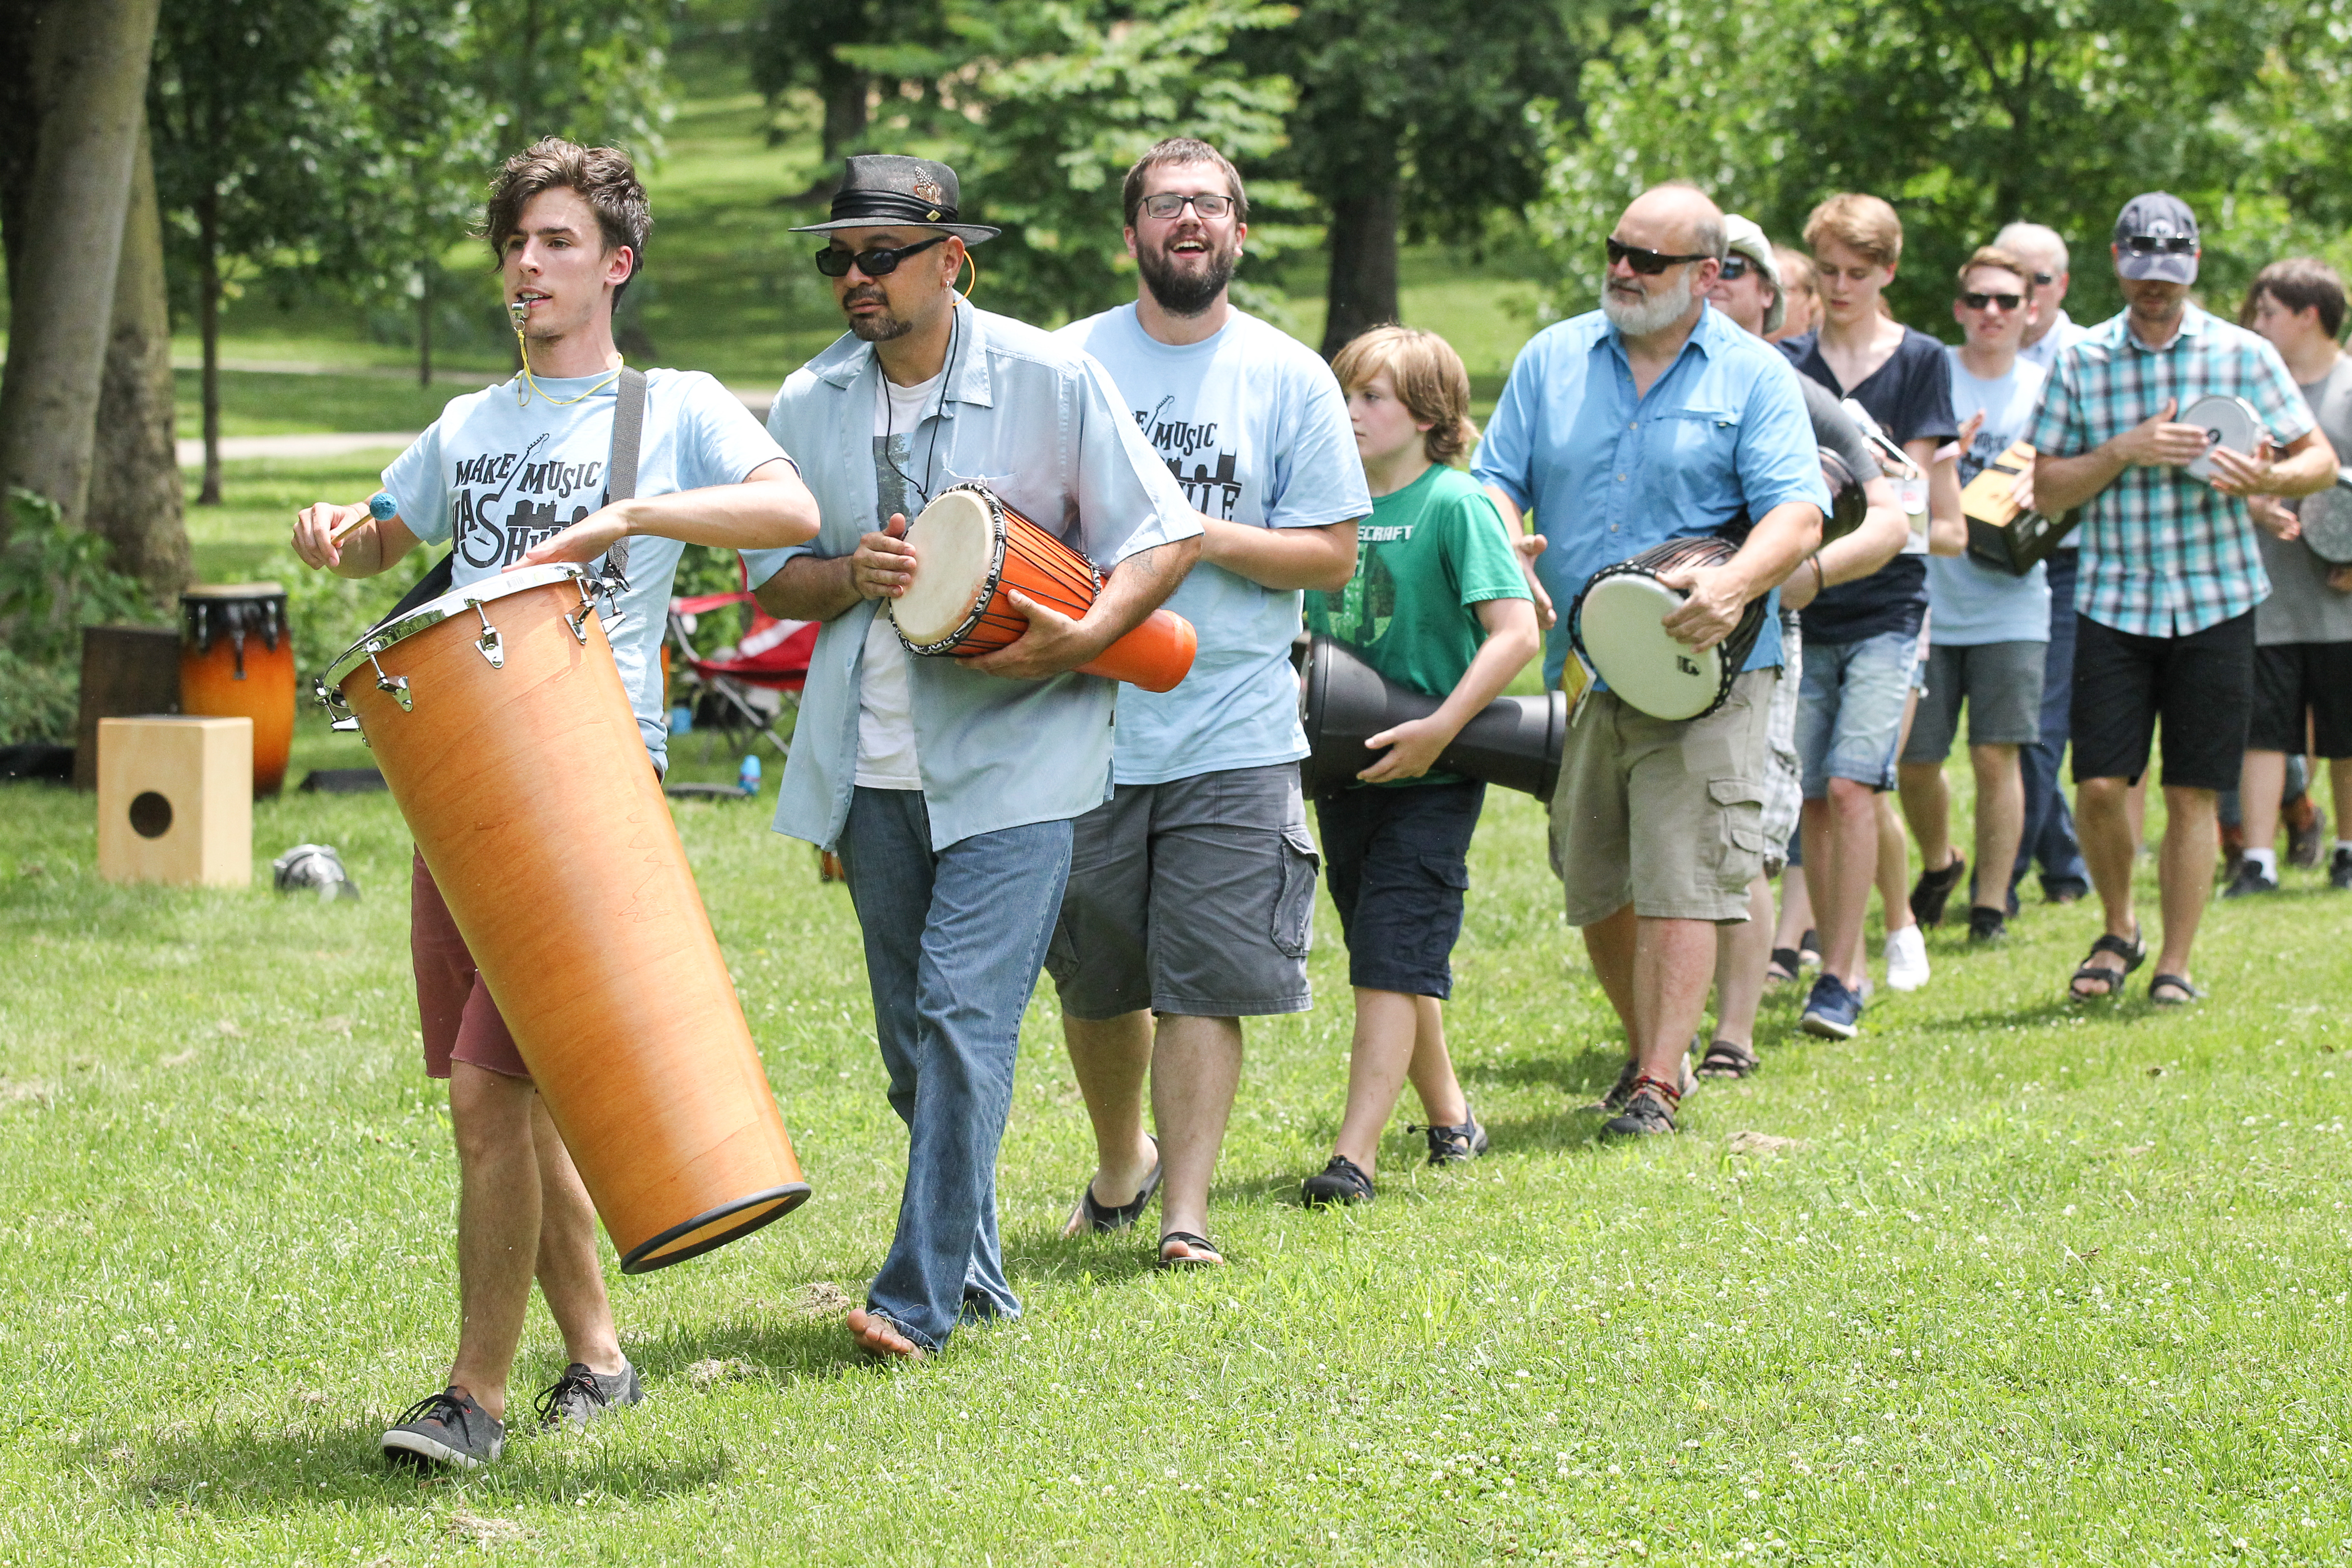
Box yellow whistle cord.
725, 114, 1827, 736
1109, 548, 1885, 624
511, 309, 621, 407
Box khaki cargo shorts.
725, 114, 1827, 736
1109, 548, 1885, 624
1548, 669, 1778, 927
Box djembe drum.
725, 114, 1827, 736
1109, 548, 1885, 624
319, 565, 808, 1272
181, 583, 295, 796
1568, 536, 1769, 722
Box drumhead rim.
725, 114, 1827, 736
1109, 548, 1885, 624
1567, 542, 1763, 722
325, 563, 588, 686
2303, 479, 2352, 564
892, 481, 1010, 656
182, 582, 287, 599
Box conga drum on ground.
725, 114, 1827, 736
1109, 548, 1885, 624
320, 565, 808, 1271
181, 583, 295, 796
892, 481, 1198, 691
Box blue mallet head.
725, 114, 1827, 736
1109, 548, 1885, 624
368, 491, 398, 523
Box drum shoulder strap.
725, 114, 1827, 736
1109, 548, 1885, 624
603, 366, 648, 580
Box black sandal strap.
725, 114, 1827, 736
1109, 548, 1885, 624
1697, 1038, 1759, 1078
1158, 1231, 1224, 1267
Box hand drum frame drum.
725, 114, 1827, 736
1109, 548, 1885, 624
2299, 473, 2352, 565
1568, 535, 1768, 723
891, 481, 1198, 692
2181, 394, 2263, 483
320, 564, 809, 1272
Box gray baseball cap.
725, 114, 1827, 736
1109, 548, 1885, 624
2112, 192, 2198, 284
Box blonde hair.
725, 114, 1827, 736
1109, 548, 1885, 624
1803, 192, 1904, 270
1331, 326, 1480, 466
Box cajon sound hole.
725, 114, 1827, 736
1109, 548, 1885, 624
129, 791, 173, 839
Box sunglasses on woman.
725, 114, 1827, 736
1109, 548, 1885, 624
1606, 236, 1715, 275
814, 234, 948, 278
1718, 254, 1752, 280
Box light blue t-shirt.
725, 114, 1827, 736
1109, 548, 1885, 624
1055, 305, 1370, 785
1928, 350, 2051, 646
381, 368, 793, 769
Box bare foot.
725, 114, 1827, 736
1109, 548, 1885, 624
845, 1308, 925, 1361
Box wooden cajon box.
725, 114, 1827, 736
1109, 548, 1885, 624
97, 716, 252, 887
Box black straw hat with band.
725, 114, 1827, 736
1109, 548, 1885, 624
791, 155, 1001, 245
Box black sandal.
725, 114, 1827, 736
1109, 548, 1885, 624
1697, 1038, 1760, 1078
1156, 1231, 1225, 1269
2149, 973, 2202, 1005
2068, 929, 2145, 1002
1065, 1137, 1161, 1234
1765, 948, 1802, 985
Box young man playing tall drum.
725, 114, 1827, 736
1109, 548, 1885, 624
1472, 183, 1827, 1138
756, 156, 1200, 1358
1046, 139, 1368, 1267
292, 140, 821, 1467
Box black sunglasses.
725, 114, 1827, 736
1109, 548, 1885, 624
1718, 254, 1753, 280
2122, 234, 2196, 255
1960, 291, 2023, 311
815, 234, 948, 278
2031, 271, 2055, 286
1607, 236, 1715, 275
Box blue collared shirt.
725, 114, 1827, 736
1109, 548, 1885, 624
1470, 303, 1830, 686
758, 301, 1200, 851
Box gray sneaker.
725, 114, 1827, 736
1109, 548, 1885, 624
382, 1386, 503, 1469
534, 1360, 644, 1431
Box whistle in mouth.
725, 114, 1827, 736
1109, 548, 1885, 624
509, 301, 529, 329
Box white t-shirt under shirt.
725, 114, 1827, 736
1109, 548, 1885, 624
1054, 305, 1370, 785
380, 368, 793, 770
855, 371, 943, 788
1926, 349, 2051, 646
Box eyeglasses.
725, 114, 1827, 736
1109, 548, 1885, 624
1959, 291, 2023, 311
1607, 237, 1715, 275
1719, 254, 1753, 280
814, 234, 948, 278
1139, 192, 1234, 220
2122, 234, 2196, 255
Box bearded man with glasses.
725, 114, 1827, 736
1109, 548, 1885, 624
756, 155, 1202, 1359
1043, 139, 1369, 1264
1473, 183, 1828, 1137
2031, 192, 2339, 1005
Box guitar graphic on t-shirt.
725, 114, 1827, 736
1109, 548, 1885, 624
453, 432, 607, 569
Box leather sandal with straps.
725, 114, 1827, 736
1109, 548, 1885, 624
1157, 1231, 1225, 1269
2149, 972, 2203, 1005
2068, 928, 2145, 1002
1063, 1136, 1161, 1236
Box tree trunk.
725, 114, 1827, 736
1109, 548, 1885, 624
86, 122, 190, 601
1319, 163, 1401, 360
820, 64, 869, 163
0, 0, 54, 302
196, 184, 223, 506
0, 0, 161, 539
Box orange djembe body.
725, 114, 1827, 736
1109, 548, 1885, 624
181, 585, 296, 796
334, 572, 808, 1271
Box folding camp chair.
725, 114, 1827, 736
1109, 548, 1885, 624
666, 565, 817, 760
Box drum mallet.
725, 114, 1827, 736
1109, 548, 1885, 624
331, 490, 401, 547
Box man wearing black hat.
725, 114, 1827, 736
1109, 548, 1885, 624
2030, 191, 2339, 1004
755, 156, 1201, 1359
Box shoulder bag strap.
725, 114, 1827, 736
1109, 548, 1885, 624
602, 366, 648, 582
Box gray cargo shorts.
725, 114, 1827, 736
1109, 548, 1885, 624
1045, 763, 1319, 1020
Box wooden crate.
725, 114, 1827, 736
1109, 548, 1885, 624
96, 716, 252, 887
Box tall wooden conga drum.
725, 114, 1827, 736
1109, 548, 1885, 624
320, 564, 809, 1271
181, 583, 295, 796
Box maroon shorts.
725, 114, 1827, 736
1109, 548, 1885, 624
410, 849, 531, 1081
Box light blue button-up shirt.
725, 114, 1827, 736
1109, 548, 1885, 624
1470, 303, 1830, 686
757, 300, 1200, 851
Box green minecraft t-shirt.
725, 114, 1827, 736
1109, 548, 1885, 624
1307, 462, 1531, 783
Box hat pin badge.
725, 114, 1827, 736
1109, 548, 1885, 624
912, 172, 943, 205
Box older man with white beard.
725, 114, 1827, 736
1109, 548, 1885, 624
1473, 183, 1827, 1137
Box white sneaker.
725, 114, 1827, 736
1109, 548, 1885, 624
1884, 924, 1930, 991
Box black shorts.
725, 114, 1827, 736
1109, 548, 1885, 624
2071, 608, 2256, 792
1315, 780, 1485, 1000
2250, 642, 2352, 757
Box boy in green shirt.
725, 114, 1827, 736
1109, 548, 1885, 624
1299, 328, 1541, 1205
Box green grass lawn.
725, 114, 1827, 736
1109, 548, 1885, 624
5, 686, 2351, 1564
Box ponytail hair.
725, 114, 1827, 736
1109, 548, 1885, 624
1330, 325, 1480, 466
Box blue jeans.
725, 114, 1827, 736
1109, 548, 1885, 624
834, 787, 1073, 1350
1796, 629, 1920, 797
2011, 551, 2091, 900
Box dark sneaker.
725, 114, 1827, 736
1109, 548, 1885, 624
382, 1386, 503, 1469
533, 1360, 643, 1431
1909, 852, 1967, 927
2333, 846, 2352, 891
1302, 1154, 1375, 1206
1800, 974, 1863, 1041
2289, 802, 2329, 869
1967, 906, 2008, 944
1601, 1079, 1679, 1138
1412, 1112, 1489, 1166
2222, 859, 2278, 899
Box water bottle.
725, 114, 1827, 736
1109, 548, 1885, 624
738, 754, 762, 796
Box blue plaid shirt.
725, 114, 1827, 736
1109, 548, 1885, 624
2027, 305, 2313, 637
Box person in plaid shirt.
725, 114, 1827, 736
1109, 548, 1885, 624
2031, 192, 2340, 1005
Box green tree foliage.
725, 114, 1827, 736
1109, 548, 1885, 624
838, 0, 1301, 327
468, 0, 673, 156
1531, 0, 2352, 332
750, 0, 943, 169
1236, 0, 1599, 355
0, 487, 159, 745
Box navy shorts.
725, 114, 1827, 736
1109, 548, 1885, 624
1315, 780, 1485, 999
